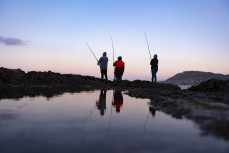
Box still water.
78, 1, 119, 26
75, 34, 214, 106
0, 90, 228, 153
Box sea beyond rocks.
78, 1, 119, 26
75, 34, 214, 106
0, 67, 229, 140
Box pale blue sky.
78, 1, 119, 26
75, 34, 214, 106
0, 0, 229, 81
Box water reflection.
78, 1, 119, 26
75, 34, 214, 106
96, 90, 107, 116
148, 101, 156, 117
112, 90, 123, 113
0, 87, 90, 100
0, 90, 228, 153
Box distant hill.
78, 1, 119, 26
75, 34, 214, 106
165, 71, 229, 85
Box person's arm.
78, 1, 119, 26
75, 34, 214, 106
150, 59, 153, 65
98, 57, 102, 65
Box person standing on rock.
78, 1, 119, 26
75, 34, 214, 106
113, 56, 125, 81
98, 52, 108, 80
150, 54, 158, 82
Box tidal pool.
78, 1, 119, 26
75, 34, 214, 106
0, 90, 228, 153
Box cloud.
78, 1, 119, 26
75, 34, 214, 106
0, 36, 28, 46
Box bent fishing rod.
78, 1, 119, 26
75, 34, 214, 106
85, 41, 99, 62
144, 32, 152, 60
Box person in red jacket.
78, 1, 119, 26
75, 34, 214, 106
113, 56, 125, 80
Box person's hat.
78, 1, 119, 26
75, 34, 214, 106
118, 56, 122, 60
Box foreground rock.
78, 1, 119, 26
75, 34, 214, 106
0, 67, 180, 90
0, 67, 229, 140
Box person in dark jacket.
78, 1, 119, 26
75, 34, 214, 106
98, 52, 108, 80
113, 56, 125, 81
150, 54, 158, 82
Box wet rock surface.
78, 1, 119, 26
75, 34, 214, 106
188, 78, 229, 92
1, 67, 229, 140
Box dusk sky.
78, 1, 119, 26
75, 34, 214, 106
0, 0, 229, 81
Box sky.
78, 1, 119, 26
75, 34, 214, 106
0, 0, 229, 81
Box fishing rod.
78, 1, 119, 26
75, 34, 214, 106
85, 41, 99, 62
110, 34, 115, 64
110, 34, 115, 80
144, 32, 152, 60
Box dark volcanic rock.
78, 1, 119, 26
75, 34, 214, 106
188, 79, 229, 92
0, 67, 26, 84
0, 67, 104, 88
0, 67, 181, 91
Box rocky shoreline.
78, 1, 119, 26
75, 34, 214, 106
0, 67, 229, 140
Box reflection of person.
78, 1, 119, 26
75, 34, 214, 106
149, 106, 156, 117
113, 56, 125, 80
150, 54, 158, 82
98, 52, 108, 80
112, 90, 123, 113
96, 90, 107, 116
149, 101, 156, 117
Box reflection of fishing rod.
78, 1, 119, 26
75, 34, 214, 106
79, 105, 97, 132
85, 41, 99, 62
140, 112, 150, 138
144, 32, 152, 60
141, 101, 156, 138
110, 34, 115, 80
106, 90, 114, 134
106, 98, 113, 134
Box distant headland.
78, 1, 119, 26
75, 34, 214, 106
165, 71, 229, 85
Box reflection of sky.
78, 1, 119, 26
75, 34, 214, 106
0, 90, 229, 153
0, 0, 229, 81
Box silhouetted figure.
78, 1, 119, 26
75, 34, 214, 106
112, 90, 123, 113
113, 56, 125, 80
96, 90, 107, 116
98, 52, 108, 80
150, 54, 158, 82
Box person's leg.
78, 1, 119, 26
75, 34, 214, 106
151, 68, 154, 82
116, 75, 120, 81
101, 70, 104, 79
104, 69, 108, 80
154, 68, 158, 82
102, 70, 107, 80
151, 68, 156, 82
